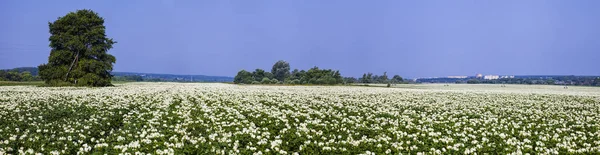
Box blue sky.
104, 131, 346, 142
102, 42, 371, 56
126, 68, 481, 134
1, 0, 599, 78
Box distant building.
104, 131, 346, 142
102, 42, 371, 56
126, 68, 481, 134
484, 75, 499, 80
447, 76, 468, 79
500, 75, 515, 79
476, 74, 483, 79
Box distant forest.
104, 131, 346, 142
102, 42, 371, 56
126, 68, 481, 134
0, 67, 233, 82
418, 76, 600, 86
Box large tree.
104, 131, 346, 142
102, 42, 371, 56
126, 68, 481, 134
38, 9, 116, 86
271, 60, 290, 81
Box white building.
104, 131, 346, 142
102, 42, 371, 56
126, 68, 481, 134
484, 75, 499, 80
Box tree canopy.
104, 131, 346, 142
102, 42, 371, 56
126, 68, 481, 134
38, 9, 116, 86
271, 60, 290, 81
391, 75, 404, 84
233, 70, 254, 84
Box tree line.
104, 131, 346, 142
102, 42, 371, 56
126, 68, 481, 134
0, 69, 39, 81
234, 60, 406, 85
341, 72, 404, 84
234, 60, 344, 85
462, 77, 600, 86
417, 76, 600, 86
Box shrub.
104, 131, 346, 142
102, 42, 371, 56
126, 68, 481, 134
261, 78, 271, 84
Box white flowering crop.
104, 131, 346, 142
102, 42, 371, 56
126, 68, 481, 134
0, 83, 599, 154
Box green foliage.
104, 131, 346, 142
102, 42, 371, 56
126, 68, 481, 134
77, 73, 111, 86
467, 79, 480, 84
0, 81, 44, 86
300, 67, 343, 85
0, 70, 41, 82
361, 72, 398, 84
20, 71, 33, 81
234, 61, 344, 85
378, 72, 389, 83
233, 70, 254, 84
361, 73, 374, 83
261, 77, 271, 84
291, 79, 301, 84
3, 67, 39, 76
252, 69, 266, 81
357, 72, 400, 84
38, 9, 116, 87
270, 78, 279, 84
271, 60, 290, 81
391, 75, 404, 83
343, 77, 358, 84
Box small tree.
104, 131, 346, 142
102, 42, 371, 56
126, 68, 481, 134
391, 75, 403, 84
261, 77, 271, 84
21, 71, 33, 81
380, 72, 389, 83
270, 78, 279, 84
366, 73, 373, 83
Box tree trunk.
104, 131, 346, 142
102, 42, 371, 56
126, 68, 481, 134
64, 51, 80, 82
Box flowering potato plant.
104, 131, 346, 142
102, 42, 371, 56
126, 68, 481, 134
0, 83, 599, 154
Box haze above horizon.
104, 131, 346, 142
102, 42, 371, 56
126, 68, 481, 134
1, 0, 599, 78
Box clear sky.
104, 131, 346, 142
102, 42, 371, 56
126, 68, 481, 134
1, 0, 599, 78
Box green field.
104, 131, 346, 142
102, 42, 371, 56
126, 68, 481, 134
0, 83, 599, 154
0, 81, 44, 86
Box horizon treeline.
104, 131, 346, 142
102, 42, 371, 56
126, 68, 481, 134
343, 72, 405, 84
0, 67, 39, 81
233, 60, 406, 85
234, 60, 345, 85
